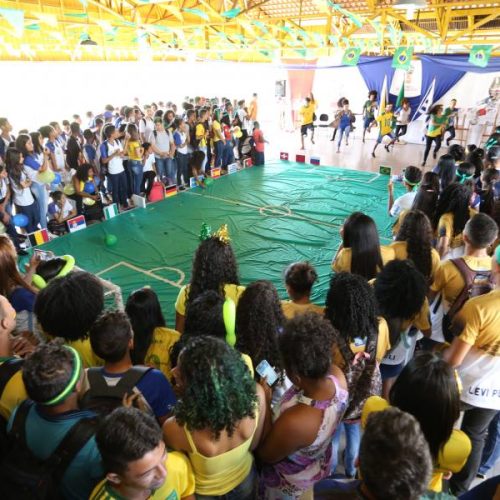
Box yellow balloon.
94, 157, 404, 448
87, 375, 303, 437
37, 169, 56, 184
83, 198, 96, 206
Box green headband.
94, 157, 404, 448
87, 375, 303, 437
404, 176, 420, 187
456, 171, 474, 184
41, 346, 82, 406
32, 255, 75, 290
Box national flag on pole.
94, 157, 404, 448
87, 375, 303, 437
104, 203, 119, 220
67, 215, 86, 233
342, 47, 361, 66
379, 75, 388, 115
396, 81, 405, 108
392, 47, 413, 71
469, 45, 493, 68
165, 185, 177, 197
28, 228, 49, 246
211, 167, 221, 178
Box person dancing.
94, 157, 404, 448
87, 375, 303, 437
422, 104, 447, 166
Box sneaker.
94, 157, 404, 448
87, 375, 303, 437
421, 161, 426, 167
476, 473, 486, 480
433, 151, 437, 159
371, 152, 376, 158
178, 185, 186, 191
16, 249, 29, 256
384, 144, 390, 152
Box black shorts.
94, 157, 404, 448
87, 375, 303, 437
301, 123, 314, 136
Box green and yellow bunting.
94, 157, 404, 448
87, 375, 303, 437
469, 45, 493, 68
392, 46, 413, 71
342, 47, 361, 66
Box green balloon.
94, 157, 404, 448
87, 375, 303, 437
104, 234, 118, 247
205, 177, 214, 186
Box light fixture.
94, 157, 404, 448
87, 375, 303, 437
392, 0, 426, 20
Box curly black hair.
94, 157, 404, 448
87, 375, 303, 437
186, 237, 240, 309
395, 210, 433, 282
324, 272, 378, 343
235, 280, 284, 377
434, 182, 472, 236
174, 336, 257, 439
284, 261, 318, 299
184, 290, 226, 339
447, 144, 465, 162
280, 313, 335, 379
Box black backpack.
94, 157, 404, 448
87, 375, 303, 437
0, 400, 97, 500
80, 366, 152, 416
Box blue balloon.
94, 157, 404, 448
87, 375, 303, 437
53, 173, 62, 185
12, 213, 29, 228
84, 182, 95, 194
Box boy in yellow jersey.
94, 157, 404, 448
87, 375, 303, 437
371, 103, 395, 158
299, 93, 316, 150
91, 407, 195, 500
444, 245, 500, 495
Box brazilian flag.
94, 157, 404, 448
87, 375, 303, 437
469, 45, 493, 68
392, 47, 413, 71
342, 47, 361, 66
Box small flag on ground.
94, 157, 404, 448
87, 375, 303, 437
228, 163, 238, 174
280, 152, 289, 160
296, 154, 306, 163
67, 215, 86, 233
392, 47, 413, 71
211, 167, 221, 178
132, 194, 146, 208
104, 203, 119, 220
342, 47, 361, 66
469, 45, 493, 68
165, 185, 177, 197
310, 156, 320, 165
28, 228, 49, 246
243, 158, 253, 168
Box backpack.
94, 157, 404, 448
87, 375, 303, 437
338, 331, 382, 421
0, 400, 97, 500
441, 258, 495, 342
80, 366, 153, 416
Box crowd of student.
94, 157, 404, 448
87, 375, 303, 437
0, 97, 499, 498
0, 95, 268, 253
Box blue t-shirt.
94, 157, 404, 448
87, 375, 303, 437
8, 287, 35, 313
7, 403, 103, 500
339, 112, 351, 129
45, 141, 56, 153
173, 131, 183, 147
24, 155, 41, 171
84, 144, 96, 162
100, 367, 176, 419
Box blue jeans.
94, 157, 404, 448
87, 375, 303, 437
165, 158, 177, 186
222, 141, 235, 167
108, 171, 128, 207
337, 125, 351, 148
155, 157, 168, 183
331, 421, 361, 478
478, 412, 500, 475
176, 152, 189, 186
30, 181, 48, 229
195, 467, 256, 500
214, 141, 224, 169
15, 202, 40, 233
129, 160, 143, 195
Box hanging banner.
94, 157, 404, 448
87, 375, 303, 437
392, 47, 414, 71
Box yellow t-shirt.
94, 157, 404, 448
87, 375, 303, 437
89, 451, 195, 500
391, 209, 408, 236
332, 246, 396, 274
430, 255, 492, 305
362, 396, 471, 492
66, 338, 104, 368
127, 140, 142, 161
281, 301, 324, 320
437, 209, 477, 249
332, 317, 391, 371
388, 241, 441, 282
299, 103, 316, 125
376, 112, 394, 136
196, 123, 206, 148
401, 297, 431, 333
0, 357, 28, 421
212, 120, 222, 142
145, 327, 181, 382
175, 283, 246, 316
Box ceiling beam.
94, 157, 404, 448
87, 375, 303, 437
446, 10, 500, 42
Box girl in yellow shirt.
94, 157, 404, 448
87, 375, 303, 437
124, 124, 144, 196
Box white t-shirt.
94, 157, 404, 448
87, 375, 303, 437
396, 108, 412, 125
152, 130, 171, 157
48, 199, 73, 220
0, 177, 9, 200
107, 140, 125, 175
139, 117, 155, 143
143, 153, 155, 173
390, 191, 417, 217
173, 131, 188, 155
10, 171, 35, 206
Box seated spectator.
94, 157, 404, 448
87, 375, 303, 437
7, 343, 102, 499
0, 235, 38, 335
325, 272, 389, 479
175, 231, 244, 333
0, 295, 29, 423
258, 313, 348, 499
362, 352, 471, 492
91, 407, 195, 500
434, 154, 457, 192
281, 262, 324, 319
444, 246, 500, 495
163, 336, 265, 499
34, 271, 105, 367
72, 163, 103, 222
387, 165, 422, 218
332, 212, 395, 280
125, 287, 180, 381
85, 310, 176, 423
0, 163, 25, 255
315, 408, 433, 500
47, 191, 77, 235
429, 213, 498, 344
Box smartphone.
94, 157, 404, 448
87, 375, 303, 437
34, 249, 54, 261
379, 165, 392, 176
256, 360, 278, 387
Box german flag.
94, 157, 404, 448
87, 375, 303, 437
28, 229, 49, 247
165, 185, 177, 198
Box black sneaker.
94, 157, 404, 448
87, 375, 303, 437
433, 151, 437, 159
384, 144, 390, 152
371, 152, 376, 158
